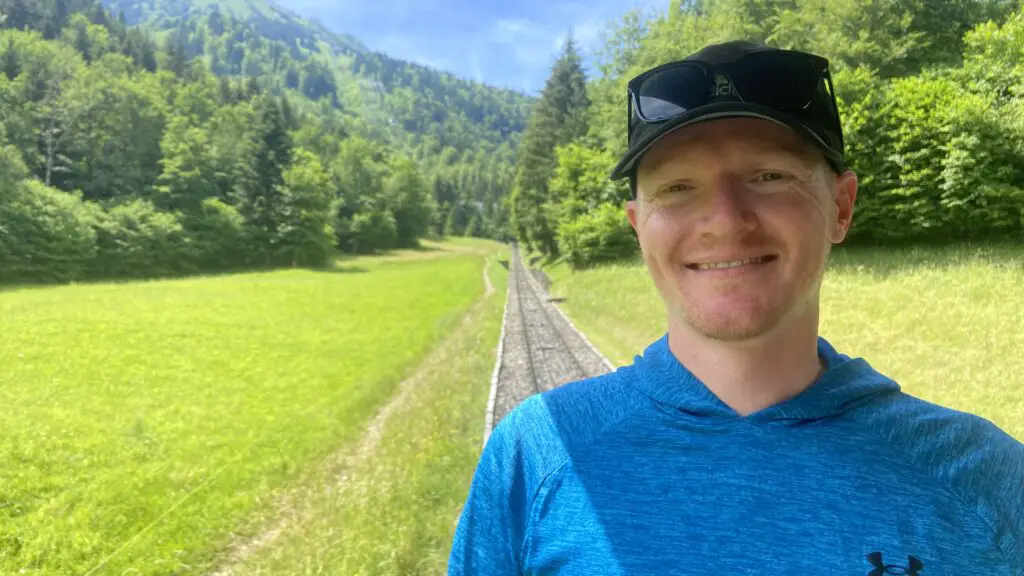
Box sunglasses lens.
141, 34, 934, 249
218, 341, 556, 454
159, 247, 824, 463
728, 52, 824, 111
635, 64, 709, 121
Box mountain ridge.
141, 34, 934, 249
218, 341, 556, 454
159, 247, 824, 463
99, 0, 529, 96
102, 0, 368, 55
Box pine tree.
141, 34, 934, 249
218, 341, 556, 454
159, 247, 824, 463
240, 95, 293, 263
510, 33, 590, 257
549, 35, 590, 145
2, 36, 20, 80
163, 36, 188, 77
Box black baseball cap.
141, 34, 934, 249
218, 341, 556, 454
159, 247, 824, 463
609, 41, 845, 182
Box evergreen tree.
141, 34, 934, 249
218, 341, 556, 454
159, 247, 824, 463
276, 149, 334, 266
550, 35, 590, 144
240, 94, 293, 262
464, 212, 482, 238
162, 35, 188, 76
510, 34, 590, 258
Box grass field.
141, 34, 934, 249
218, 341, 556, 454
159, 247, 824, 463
546, 243, 1024, 441
221, 246, 508, 575
0, 238, 502, 575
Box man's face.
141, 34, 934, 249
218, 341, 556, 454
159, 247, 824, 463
626, 118, 857, 342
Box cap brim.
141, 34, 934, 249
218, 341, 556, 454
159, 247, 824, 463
609, 102, 838, 181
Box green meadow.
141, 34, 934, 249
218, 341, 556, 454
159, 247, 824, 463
223, 245, 508, 575
0, 239, 502, 575
4, 239, 1022, 576
547, 244, 1024, 441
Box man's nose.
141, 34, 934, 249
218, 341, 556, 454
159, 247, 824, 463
698, 176, 756, 238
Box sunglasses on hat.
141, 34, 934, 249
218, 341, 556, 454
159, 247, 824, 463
611, 47, 845, 182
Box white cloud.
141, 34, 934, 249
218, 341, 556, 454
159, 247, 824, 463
376, 34, 456, 73
282, 0, 673, 91
287, 0, 427, 21
492, 18, 526, 37
572, 18, 605, 49
484, 17, 560, 68
490, 17, 542, 44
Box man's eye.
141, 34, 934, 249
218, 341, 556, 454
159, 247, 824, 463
756, 171, 787, 182
661, 183, 693, 194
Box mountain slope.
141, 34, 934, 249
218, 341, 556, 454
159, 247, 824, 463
102, 0, 367, 56
98, 0, 532, 158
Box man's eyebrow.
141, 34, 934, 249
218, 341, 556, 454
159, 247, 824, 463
638, 146, 696, 176
766, 140, 822, 164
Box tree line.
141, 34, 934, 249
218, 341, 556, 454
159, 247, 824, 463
0, 0, 526, 284
106, 0, 531, 242
514, 0, 1024, 269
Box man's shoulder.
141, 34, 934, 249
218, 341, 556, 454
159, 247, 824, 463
863, 390, 1024, 472
486, 365, 648, 473
857, 390, 1024, 559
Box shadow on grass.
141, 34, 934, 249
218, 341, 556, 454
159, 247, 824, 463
0, 264, 268, 294
828, 242, 1024, 279
0, 260, 373, 295
409, 242, 446, 253
318, 265, 369, 275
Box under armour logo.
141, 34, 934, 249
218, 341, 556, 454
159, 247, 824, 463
711, 74, 734, 98
867, 552, 924, 575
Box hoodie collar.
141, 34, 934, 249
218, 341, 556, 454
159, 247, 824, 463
634, 334, 900, 424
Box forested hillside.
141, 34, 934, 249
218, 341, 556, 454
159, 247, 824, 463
99, 0, 530, 153
100, 0, 369, 55
513, 0, 1024, 268
0, 0, 532, 284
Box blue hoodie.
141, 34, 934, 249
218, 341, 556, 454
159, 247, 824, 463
449, 335, 1024, 575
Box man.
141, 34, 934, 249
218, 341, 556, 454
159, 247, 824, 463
449, 41, 1024, 575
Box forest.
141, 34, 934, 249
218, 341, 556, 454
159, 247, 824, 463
0, 0, 530, 283
6, 0, 1024, 282
513, 0, 1024, 268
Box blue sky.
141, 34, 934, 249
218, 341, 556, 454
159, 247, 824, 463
281, 0, 667, 94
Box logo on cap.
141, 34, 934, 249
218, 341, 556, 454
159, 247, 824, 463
711, 74, 735, 98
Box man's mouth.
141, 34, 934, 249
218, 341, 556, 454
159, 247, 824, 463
685, 255, 778, 271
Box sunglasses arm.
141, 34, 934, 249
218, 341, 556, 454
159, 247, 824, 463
824, 73, 844, 150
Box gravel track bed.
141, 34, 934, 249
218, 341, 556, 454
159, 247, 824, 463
488, 246, 612, 436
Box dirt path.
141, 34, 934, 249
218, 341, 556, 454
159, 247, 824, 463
208, 258, 498, 575
483, 258, 494, 296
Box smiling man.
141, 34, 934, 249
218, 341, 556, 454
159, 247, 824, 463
449, 41, 1024, 575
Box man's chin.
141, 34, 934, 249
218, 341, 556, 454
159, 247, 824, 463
675, 303, 783, 343
690, 322, 777, 343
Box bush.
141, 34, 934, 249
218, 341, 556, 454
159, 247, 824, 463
350, 209, 397, 254
91, 199, 192, 279
557, 203, 637, 269
183, 198, 249, 270
0, 180, 98, 283
839, 67, 1024, 242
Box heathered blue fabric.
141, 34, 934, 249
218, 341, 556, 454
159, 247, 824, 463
449, 335, 1024, 575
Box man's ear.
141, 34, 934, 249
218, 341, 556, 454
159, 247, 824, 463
626, 200, 640, 234
829, 170, 857, 244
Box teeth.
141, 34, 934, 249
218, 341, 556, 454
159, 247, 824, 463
694, 256, 769, 270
